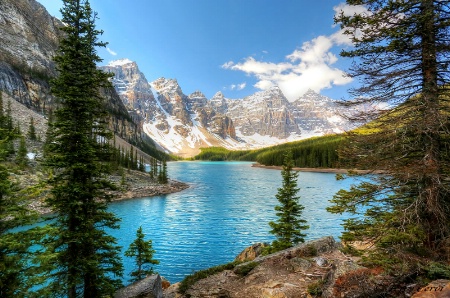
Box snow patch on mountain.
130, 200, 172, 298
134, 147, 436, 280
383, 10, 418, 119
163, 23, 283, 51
107, 58, 133, 67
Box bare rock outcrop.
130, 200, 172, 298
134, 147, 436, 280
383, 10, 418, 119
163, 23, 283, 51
234, 242, 269, 262
181, 236, 340, 298
115, 275, 163, 298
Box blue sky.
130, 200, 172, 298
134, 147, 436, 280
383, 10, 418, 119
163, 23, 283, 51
37, 0, 358, 101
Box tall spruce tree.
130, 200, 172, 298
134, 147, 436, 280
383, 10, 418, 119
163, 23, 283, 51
268, 151, 309, 252
43, 109, 54, 158
43, 1, 123, 296
158, 159, 168, 184
15, 136, 28, 169
27, 117, 37, 141
125, 226, 159, 283
328, 0, 450, 261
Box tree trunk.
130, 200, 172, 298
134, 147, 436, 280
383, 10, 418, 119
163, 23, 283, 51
420, 0, 444, 249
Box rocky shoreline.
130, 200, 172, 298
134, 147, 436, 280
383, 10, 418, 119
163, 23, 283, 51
251, 163, 383, 174
29, 170, 190, 215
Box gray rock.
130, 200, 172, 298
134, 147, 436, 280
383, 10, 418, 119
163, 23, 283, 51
115, 275, 163, 298
313, 256, 328, 267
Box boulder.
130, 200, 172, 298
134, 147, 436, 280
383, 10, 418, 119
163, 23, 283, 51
163, 282, 182, 298
322, 264, 394, 298
114, 274, 162, 298
235, 242, 269, 262
411, 279, 450, 298
161, 276, 171, 290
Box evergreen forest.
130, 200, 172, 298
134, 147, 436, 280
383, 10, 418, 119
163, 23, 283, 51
193, 134, 345, 169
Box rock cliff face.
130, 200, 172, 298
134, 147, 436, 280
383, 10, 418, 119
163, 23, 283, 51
103, 60, 353, 157
101, 61, 238, 157
0, 0, 61, 111
0, 0, 61, 76
226, 86, 301, 139
0, 0, 160, 157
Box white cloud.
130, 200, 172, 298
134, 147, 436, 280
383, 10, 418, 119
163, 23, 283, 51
222, 29, 353, 101
236, 82, 246, 90
228, 82, 247, 91
333, 3, 368, 17
221, 61, 234, 69
107, 47, 117, 56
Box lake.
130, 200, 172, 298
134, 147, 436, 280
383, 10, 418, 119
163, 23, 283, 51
109, 161, 356, 283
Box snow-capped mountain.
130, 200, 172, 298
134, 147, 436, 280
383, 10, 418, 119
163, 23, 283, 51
101, 59, 353, 157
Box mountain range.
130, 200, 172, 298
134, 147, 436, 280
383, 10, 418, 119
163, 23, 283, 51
101, 59, 354, 157
0, 0, 354, 159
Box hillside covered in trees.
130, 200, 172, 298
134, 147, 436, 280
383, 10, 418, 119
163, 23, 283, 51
193, 134, 345, 169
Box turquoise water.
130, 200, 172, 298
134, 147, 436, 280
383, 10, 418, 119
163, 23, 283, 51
109, 161, 356, 283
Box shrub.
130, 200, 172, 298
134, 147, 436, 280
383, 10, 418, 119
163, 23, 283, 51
307, 280, 325, 296
234, 262, 258, 276
178, 262, 239, 294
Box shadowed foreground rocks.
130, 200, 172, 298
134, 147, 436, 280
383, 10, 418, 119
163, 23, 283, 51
115, 275, 163, 298
114, 237, 450, 298
163, 236, 450, 298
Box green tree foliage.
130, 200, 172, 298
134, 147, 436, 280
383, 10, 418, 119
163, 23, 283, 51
194, 135, 344, 168
0, 91, 42, 296
158, 159, 168, 184
43, 109, 54, 158
42, 1, 123, 296
267, 151, 309, 252
125, 226, 159, 283
27, 117, 37, 141
5, 100, 13, 132
328, 0, 450, 261
15, 136, 28, 169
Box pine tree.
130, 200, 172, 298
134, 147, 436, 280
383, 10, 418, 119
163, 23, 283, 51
0, 92, 41, 295
5, 101, 12, 132
328, 0, 450, 260
149, 158, 155, 180
125, 226, 159, 283
15, 136, 28, 169
43, 108, 54, 158
27, 117, 37, 141
42, 1, 123, 296
134, 148, 138, 170
268, 151, 309, 252
130, 146, 134, 169
15, 121, 21, 136
158, 160, 168, 184
139, 156, 145, 172
0, 92, 4, 128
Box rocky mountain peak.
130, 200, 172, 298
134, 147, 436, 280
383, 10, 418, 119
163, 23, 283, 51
100, 60, 352, 157
189, 90, 207, 99
212, 91, 225, 99
297, 88, 331, 103
152, 77, 181, 93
